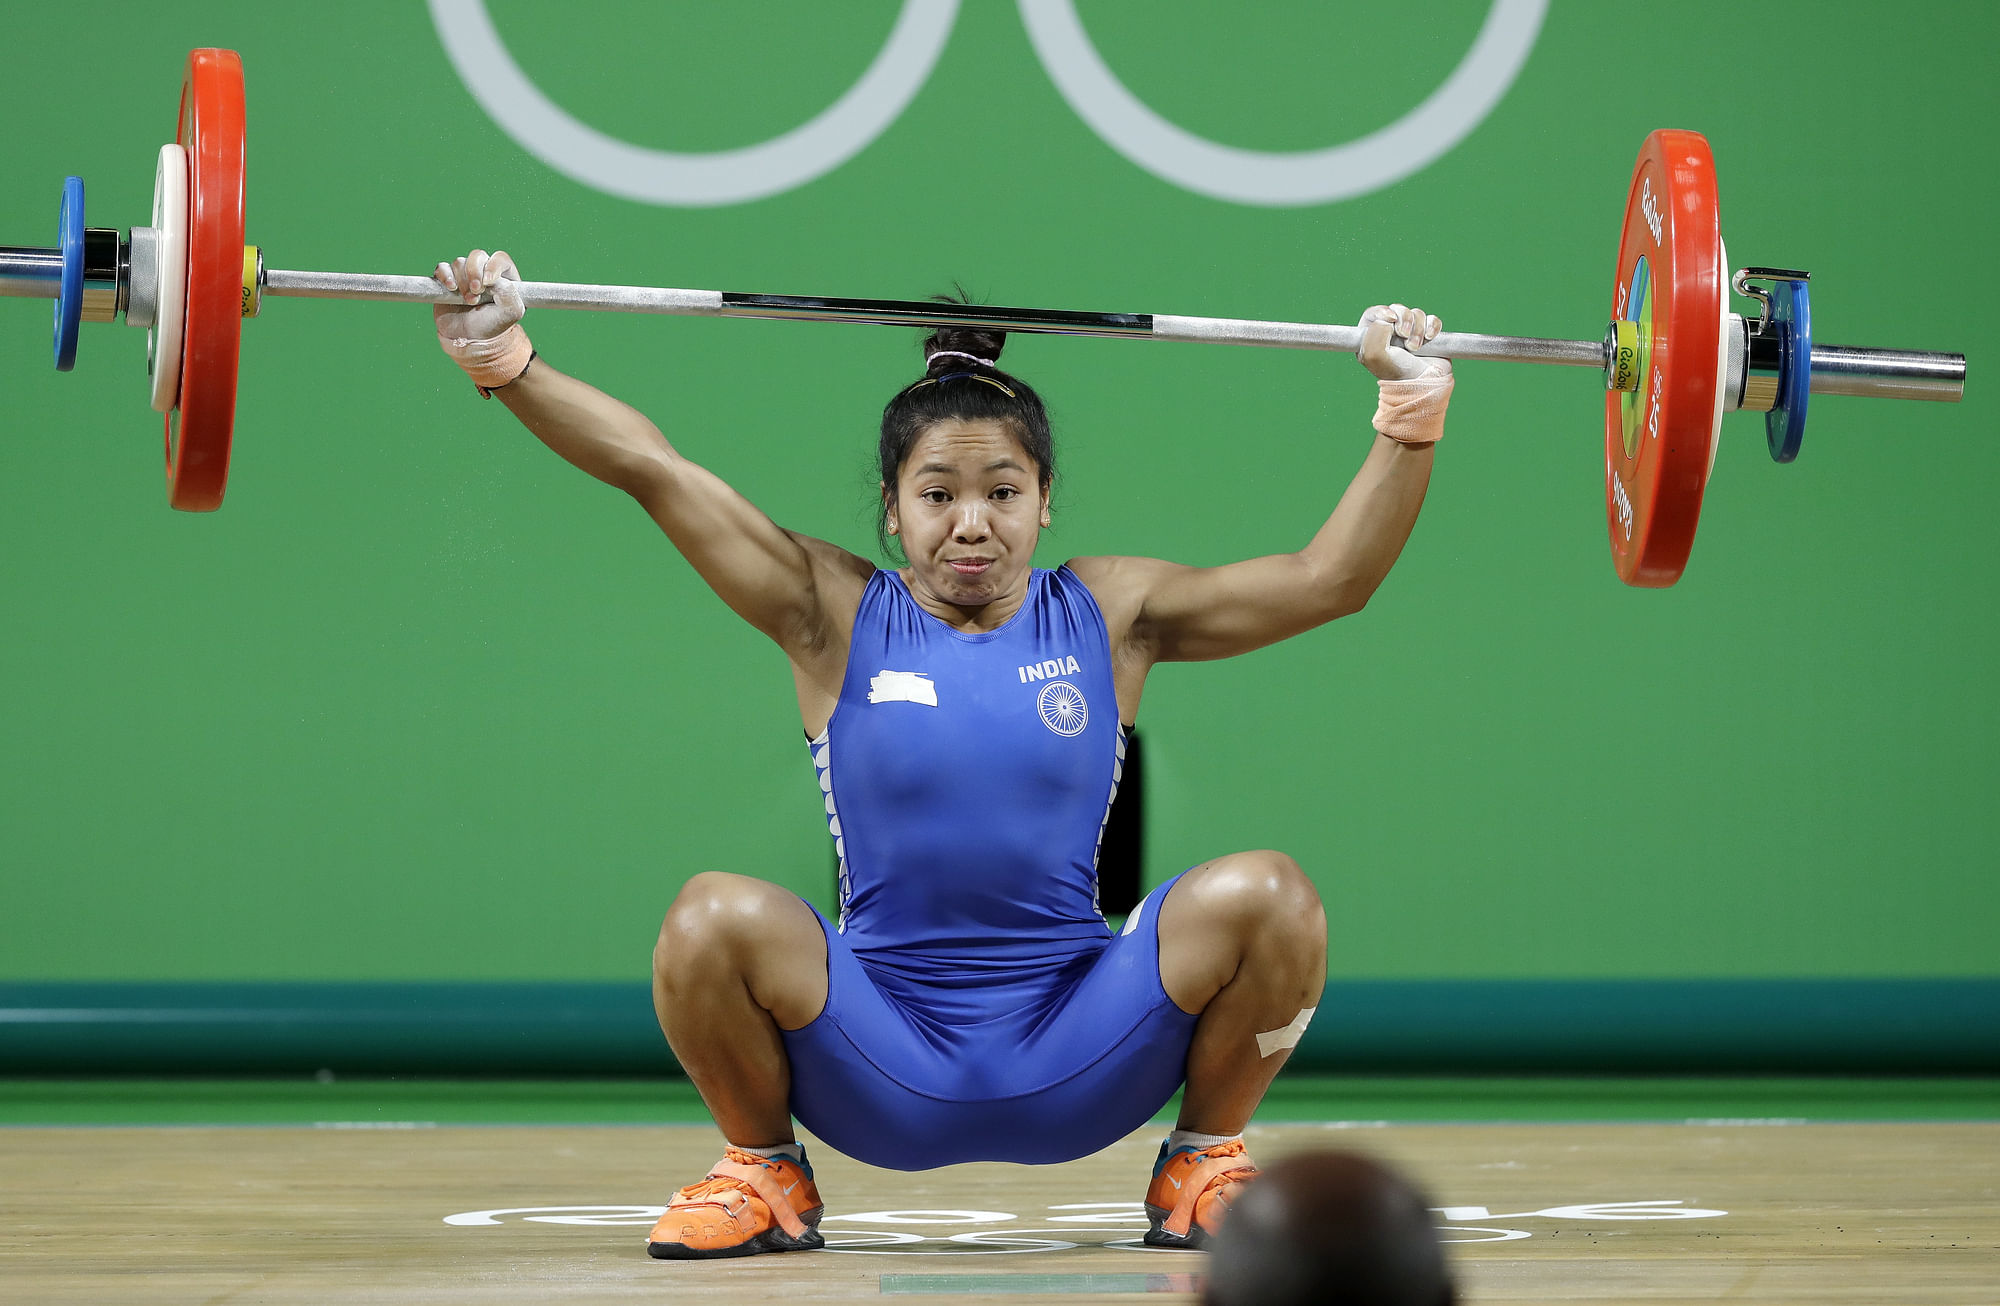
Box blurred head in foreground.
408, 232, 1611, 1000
1202, 1150, 1454, 1306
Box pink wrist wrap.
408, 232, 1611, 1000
438, 323, 534, 392
1371, 371, 1454, 445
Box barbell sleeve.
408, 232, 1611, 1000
0, 245, 63, 296
1804, 344, 1967, 403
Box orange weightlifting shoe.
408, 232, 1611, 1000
1142, 1137, 1259, 1249
645, 1147, 825, 1259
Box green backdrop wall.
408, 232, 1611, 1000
1, 2, 1993, 1068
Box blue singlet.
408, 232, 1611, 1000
780, 566, 1197, 1170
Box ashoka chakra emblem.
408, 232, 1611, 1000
1037, 680, 1089, 736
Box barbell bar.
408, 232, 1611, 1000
1, 50, 1970, 587
236, 270, 1976, 401
0, 249, 1967, 398
6, 254, 1965, 396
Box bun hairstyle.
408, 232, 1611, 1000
877, 300, 1056, 557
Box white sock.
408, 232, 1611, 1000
1165, 1129, 1240, 1155
737, 1141, 804, 1164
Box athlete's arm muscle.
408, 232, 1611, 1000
1074, 433, 1433, 666
496, 361, 873, 656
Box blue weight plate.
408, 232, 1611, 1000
53, 176, 85, 371
1766, 278, 1811, 463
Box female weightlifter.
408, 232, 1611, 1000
430, 248, 1453, 1259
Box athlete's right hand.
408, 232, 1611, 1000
1356, 303, 1446, 382
432, 248, 525, 342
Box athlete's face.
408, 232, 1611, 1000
886, 419, 1050, 615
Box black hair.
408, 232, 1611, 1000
877, 299, 1055, 557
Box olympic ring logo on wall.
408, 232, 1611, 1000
428, 0, 1547, 208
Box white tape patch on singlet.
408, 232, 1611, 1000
1255, 1006, 1317, 1058
867, 670, 937, 706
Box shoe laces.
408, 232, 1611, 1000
1188, 1139, 1257, 1189
672, 1149, 785, 1206
672, 1177, 746, 1207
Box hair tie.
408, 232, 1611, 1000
909, 372, 1017, 399
925, 349, 995, 370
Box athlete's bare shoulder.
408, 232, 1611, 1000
786, 531, 877, 586
1064, 555, 1174, 646
781, 530, 876, 649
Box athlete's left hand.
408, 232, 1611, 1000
1357, 304, 1449, 382
1359, 304, 1452, 446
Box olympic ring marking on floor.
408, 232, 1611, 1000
441, 1196, 1726, 1253
428, 0, 1546, 208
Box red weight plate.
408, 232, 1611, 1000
1604, 129, 1723, 587
164, 48, 246, 512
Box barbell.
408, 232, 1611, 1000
1, 50, 1969, 587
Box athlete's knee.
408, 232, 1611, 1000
1266, 852, 1327, 944
1185, 850, 1324, 939
1159, 851, 1325, 1013
654, 871, 785, 975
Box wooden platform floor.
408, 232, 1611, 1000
3, 1117, 1996, 1304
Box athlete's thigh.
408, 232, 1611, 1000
1007, 875, 1197, 1156
779, 905, 952, 1168
1042, 873, 1196, 1053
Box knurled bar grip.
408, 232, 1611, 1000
263, 268, 727, 316
254, 269, 1964, 403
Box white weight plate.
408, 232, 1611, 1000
1706, 237, 1728, 482
148, 143, 189, 414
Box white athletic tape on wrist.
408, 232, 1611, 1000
1255, 1005, 1317, 1057
439, 322, 534, 390
1372, 371, 1454, 444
